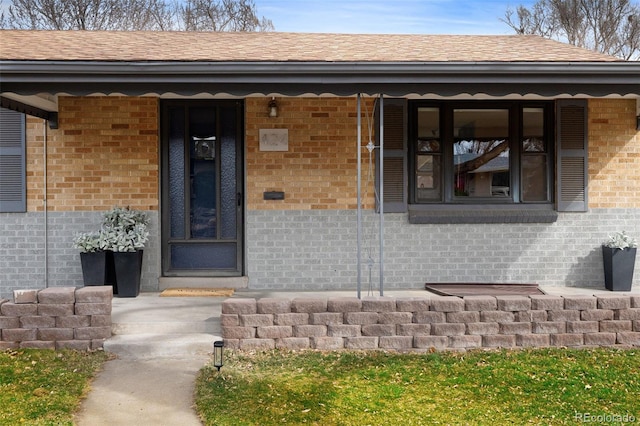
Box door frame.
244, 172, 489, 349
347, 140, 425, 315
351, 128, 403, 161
159, 99, 245, 277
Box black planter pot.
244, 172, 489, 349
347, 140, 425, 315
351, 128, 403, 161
80, 251, 110, 286
602, 246, 637, 291
112, 250, 144, 298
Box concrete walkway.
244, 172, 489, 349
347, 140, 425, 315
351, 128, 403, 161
74, 286, 638, 425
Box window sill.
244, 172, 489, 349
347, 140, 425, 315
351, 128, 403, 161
408, 204, 558, 224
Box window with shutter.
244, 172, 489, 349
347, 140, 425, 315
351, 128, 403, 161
556, 100, 588, 212
0, 108, 26, 213
376, 99, 408, 213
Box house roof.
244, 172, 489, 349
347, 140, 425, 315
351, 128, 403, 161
0, 30, 638, 121
0, 30, 619, 62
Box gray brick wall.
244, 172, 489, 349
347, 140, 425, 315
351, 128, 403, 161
246, 208, 640, 291
0, 211, 159, 299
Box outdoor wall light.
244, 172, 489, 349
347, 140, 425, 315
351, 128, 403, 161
213, 340, 224, 371
268, 97, 278, 118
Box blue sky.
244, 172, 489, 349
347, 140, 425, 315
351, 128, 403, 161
255, 0, 537, 34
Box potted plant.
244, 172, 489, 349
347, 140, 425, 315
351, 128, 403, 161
102, 207, 150, 298
602, 231, 637, 291
72, 231, 111, 286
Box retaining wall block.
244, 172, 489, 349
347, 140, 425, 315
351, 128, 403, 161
327, 324, 361, 337
635, 320, 640, 332
431, 323, 465, 336
20, 316, 56, 329
256, 326, 292, 339
220, 314, 239, 327
517, 334, 550, 347
496, 296, 531, 312
38, 328, 74, 341
584, 332, 617, 346
414, 335, 448, 349
615, 308, 640, 320
13, 289, 38, 304
379, 336, 413, 350
240, 338, 275, 351
547, 310, 581, 322
446, 311, 480, 324
581, 309, 614, 321
75, 326, 111, 340
597, 295, 631, 310
1, 303, 38, 317
223, 326, 256, 339
563, 295, 597, 310
257, 298, 291, 314
566, 321, 599, 334
413, 311, 446, 324
309, 312, 344, 325
516, 310, 548, 322
480, 311, 515, 323
273, 313, 309, 326
345, 336, 379, 350
91, 339, 106, 350
499, 322, 531, 335
361, 297, 396, 312
344, 312, 378, 325
293, 325, 327, 338
533, 321, 566, 334
482, 335, 516, 348
463, 296, 497, 311
239, 314, 273, 327
550, 333, 584, 347
275, 337, 310, 350
466, 322, 499, 336
222, 298, 257, 315
600, 320, 632, 333
74, 303, 111, 316
56, 315, 91, 328
529, 295, 563, 311
0, 317, 20, 329
311, 336, 344, 350
397, 324, 431, 336
75, 286, 112, 303
328, 297, 362, 312
631, 296, 640, 308
449, 335, 482, 349
37, 287, 76, 304
2, 329, 37, 341
37, 304, 75, 317
0, 342, 19, 350
430, 297, 465, 312
362, 324, 395, 336
395, 298, 431, 312
292, 298, 327, 313
616, 332, 640, 346
378, 312, 413, 324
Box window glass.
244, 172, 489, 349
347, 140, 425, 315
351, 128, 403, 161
523, 108, 545, 152
416, 107, 441, 201
522, 108, 548, 201
453, 109, 509, 198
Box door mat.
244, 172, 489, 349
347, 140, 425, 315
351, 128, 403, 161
424, 283, 545, 297
159, 288, 235, 297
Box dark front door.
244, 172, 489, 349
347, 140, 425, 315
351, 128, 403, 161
161, 100, 243, 276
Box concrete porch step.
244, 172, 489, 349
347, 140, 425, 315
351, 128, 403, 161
112, 320, 220, 335
104, 333, 219, 360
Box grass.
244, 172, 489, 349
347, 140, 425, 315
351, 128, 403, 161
196, 348, 640, 425
0, 349, 110, 426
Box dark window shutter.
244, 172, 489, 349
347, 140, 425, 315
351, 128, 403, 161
0, 108, 26, 213
376, 98, 407, 213
556, 99, 588, 212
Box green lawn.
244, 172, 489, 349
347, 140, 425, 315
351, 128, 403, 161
196, 348, 640, 425
0, 349, 110, 426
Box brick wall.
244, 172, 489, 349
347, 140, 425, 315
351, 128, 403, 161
25, 96, 159, 212
0, 286, 112, 350
222, 295, 640, 351
588, 98, 640, 208
245, 97, 377, 210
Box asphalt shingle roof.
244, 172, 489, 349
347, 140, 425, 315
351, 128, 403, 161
0, 30, 619, 62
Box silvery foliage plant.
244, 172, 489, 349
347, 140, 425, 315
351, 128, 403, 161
72, 231, 108, 253
101, 206, 150, 252
604, 231, 638, 250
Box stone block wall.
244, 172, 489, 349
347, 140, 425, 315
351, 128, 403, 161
222, 295, 640, 351
0, 286, 112, 350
